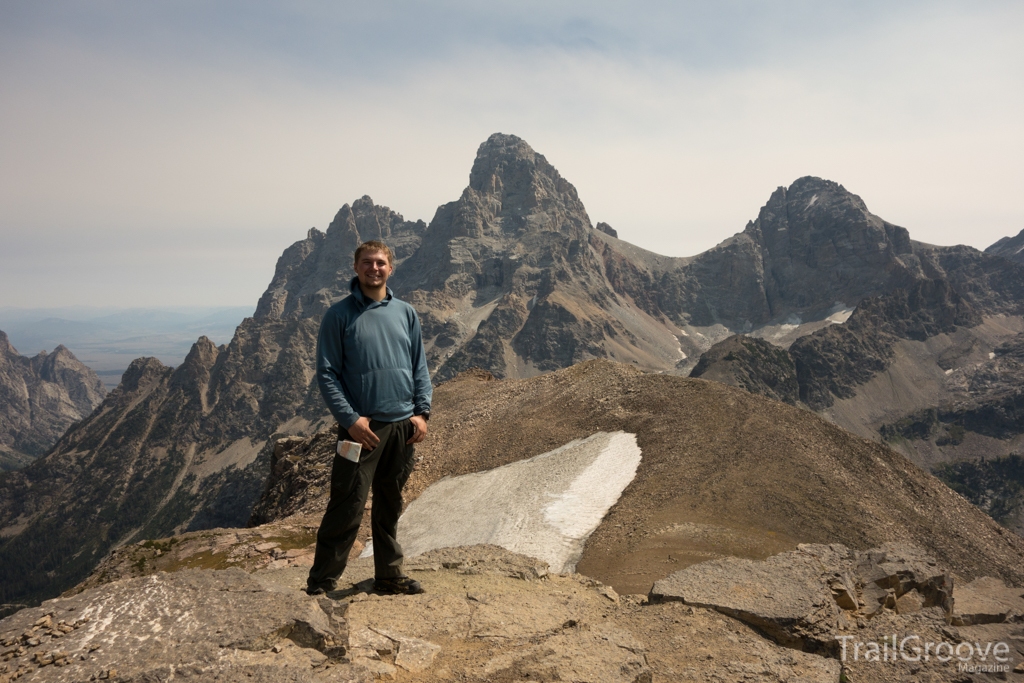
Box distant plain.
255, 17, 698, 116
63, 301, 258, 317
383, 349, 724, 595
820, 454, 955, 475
0, 306, 251, 389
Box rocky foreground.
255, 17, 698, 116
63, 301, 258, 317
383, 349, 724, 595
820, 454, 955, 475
1, 537, 1022, 683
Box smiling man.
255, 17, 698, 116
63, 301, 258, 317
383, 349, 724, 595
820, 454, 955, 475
306, 240, 432, 596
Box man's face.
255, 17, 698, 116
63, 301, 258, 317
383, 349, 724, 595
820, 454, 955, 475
354, 250, 393, 289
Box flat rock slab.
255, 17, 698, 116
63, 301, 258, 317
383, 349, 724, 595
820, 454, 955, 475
0, 568, 367, 683
650, 550, 838, 650
954, 575, 1024, 626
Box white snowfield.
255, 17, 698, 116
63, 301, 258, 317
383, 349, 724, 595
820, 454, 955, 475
361, 431, 642, 573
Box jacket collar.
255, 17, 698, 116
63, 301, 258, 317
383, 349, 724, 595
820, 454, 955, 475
349, 276, 393, 307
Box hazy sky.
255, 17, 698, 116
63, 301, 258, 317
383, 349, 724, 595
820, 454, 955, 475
2, 1, 1022, 308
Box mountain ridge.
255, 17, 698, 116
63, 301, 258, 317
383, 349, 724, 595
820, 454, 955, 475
0, 331, 105, 470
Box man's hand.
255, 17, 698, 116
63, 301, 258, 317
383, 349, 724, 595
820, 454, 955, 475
347, 417, 380, 451
407, 414, 428, 444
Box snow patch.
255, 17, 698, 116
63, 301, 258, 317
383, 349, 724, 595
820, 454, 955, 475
827, 308, 854, 324
945, 369, 953, 375
807, 195, 818, 208
362, 432, 642, 573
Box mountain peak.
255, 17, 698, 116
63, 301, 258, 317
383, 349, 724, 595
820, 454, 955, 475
467, 133, 581, 205
469, 133, 540, 193
985, 227, 1024, 265
0, 329, 14, 356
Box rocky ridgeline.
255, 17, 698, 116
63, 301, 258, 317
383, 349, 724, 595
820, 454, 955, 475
694, 278, 984, 411
246, 364, 1024, 598
0, 332, 105, 471
987, 228, 1024, 266
1, 538, 1022, 682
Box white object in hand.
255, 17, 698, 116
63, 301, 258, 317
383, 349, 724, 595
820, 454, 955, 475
337, 439, 362, 463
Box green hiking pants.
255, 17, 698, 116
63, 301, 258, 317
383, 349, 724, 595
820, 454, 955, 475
307, 418, 416, 591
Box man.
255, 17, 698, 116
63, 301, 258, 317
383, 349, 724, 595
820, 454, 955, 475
306, 240, 432, 596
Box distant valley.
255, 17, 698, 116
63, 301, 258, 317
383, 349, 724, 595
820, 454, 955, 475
0, 306, 252, 390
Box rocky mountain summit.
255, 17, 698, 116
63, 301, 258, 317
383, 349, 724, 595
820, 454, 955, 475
9, 536, 1023, 683
987, 228, 1024, 265
249, 363, 1024, 595
0, 331, 104, 471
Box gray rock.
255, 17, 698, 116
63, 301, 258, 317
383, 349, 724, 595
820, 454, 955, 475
953, 576, 1024, 626
649, 548, 840, 652
0, 332, 105, 470
986, 227, 1024, 265
0, 568, 368, 683
690, 334, 799, 405
389, 633, 441, 672
650, 542, 957, 656
853, 542, 954, 618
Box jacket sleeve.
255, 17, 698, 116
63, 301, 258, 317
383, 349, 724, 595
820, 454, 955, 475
316, 308, 360, 429
409, 310, 433, 415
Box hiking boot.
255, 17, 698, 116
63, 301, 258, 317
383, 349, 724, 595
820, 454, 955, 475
305, 585, 327, 596
373, 576, 424, 595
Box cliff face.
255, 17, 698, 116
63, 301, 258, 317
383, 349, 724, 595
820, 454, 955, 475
594, 176, 924, 335
392, 133, 676, 380
255, 197, 425, 321
0, 331, 105, 470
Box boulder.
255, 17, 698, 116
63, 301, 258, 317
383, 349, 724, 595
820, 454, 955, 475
953, 576, 1024, 626
0, 568, 366, 683
649, 547, 840, 652
650, 542, 956, 655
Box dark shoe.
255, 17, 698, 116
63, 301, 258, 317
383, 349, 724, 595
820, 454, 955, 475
305, 585, 327, 596
373, 576, 424, 595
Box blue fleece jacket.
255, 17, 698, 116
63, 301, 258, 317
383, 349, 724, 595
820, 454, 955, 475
316, 278, 432, 428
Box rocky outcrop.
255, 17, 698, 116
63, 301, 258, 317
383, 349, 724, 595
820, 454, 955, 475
987, 228, 1024, 265
690, 278, 984, 411
1, 544, 856, 683
0, 568, 356, 682
953, 576, 1024, 626
0, 331, 105, 470
651, 543, 954, 653
41, 528, 1024, 682
650, 542, 1023, 681
254, 197, 425, 320
790, 278, 981, 409
689, 334, 799, 405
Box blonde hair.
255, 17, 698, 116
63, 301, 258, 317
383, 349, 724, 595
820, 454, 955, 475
353, 240, 395, 267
